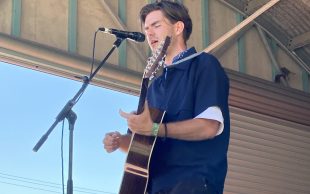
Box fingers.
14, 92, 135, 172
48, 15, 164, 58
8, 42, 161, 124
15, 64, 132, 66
119, 109, 132, 119
119, 101, 148, 118
119, 109, 138, 130
118, 102, 153, 135
103, 131, 121, 153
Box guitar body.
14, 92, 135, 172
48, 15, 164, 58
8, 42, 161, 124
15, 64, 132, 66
119, 108, 165, 194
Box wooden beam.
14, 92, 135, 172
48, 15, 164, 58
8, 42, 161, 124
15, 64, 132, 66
0, 32, 141, 95
287, 31, 310, 50
205, 0, 280, 53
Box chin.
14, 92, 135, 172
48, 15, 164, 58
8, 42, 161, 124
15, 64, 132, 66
150, 45, 157, 52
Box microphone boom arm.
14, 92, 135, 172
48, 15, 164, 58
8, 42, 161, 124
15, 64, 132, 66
32, 37, 125, 152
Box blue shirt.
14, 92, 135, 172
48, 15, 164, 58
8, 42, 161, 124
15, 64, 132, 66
147, 47, 230, 194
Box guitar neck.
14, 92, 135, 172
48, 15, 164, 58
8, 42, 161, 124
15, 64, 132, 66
136, 78, 149, 115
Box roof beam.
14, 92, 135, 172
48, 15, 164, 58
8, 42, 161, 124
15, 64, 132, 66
206, 0, 280, 53
219, 0, 310, 75
287, 31, 310, 50
0, 32, 142, 95
244, 0, 269, 15
256, 26, 289, 87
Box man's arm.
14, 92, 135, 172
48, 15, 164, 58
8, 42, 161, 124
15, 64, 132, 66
157, 118, 220, 141
119, 102, 220, 141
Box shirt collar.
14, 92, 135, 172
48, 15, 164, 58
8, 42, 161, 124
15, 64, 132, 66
166, 47, 197, 70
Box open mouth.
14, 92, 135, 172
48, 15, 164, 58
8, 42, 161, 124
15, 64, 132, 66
151, 40, 159, 47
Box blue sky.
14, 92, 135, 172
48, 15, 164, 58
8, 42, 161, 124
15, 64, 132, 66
0, 62, 138, 194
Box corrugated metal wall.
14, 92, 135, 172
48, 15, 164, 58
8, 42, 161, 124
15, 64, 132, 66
226, 107, 310, 194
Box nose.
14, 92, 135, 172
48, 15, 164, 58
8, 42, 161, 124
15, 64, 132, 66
145, 34, 153, 46
145, 27, 154, 38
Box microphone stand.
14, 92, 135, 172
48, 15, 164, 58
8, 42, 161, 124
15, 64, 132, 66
33, 37, 125, 194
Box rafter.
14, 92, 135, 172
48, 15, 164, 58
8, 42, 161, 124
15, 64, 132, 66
287, 31, 310, 50
219, 0, 310, 74
205, 0, 280, 53
256, 26, 289, 86
244, 0, 269, 14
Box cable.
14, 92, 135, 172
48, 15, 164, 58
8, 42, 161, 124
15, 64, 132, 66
0, 171, 116, 194
0, 172, 60, 186
89, 30, 100, 78
72, 30, 99, 106
0, 180, 61, 193
0, 175, 59, 189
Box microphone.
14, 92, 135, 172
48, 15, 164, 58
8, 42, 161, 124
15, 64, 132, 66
99, 27, 145, 42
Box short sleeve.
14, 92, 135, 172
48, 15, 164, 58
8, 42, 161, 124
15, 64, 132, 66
195, 106, 224, 136
193, 53, 229, 118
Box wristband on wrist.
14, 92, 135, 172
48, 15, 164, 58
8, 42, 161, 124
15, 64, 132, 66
152, 123, 160, 136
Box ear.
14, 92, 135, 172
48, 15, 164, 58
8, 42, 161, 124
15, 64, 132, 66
174, 21, 185, 36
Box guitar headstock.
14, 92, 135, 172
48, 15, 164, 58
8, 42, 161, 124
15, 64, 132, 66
144, 36, 171, 80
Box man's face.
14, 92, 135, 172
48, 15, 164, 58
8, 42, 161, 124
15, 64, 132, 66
143, 10, 174, 51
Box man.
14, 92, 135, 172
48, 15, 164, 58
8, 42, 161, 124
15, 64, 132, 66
103, 1, 230, 194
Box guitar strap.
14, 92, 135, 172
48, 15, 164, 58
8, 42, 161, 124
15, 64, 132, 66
171, 52, 202, 66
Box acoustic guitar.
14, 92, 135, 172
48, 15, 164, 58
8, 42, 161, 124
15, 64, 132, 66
119, 37, 171, 194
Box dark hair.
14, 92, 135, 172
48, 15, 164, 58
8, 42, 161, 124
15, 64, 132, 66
139, 0, 192, 42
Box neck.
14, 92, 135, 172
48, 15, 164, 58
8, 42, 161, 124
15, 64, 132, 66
165, 45, 187, 65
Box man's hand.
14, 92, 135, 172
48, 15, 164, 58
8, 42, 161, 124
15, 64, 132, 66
119, 102, 153, 136
103, 131, 121, 153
